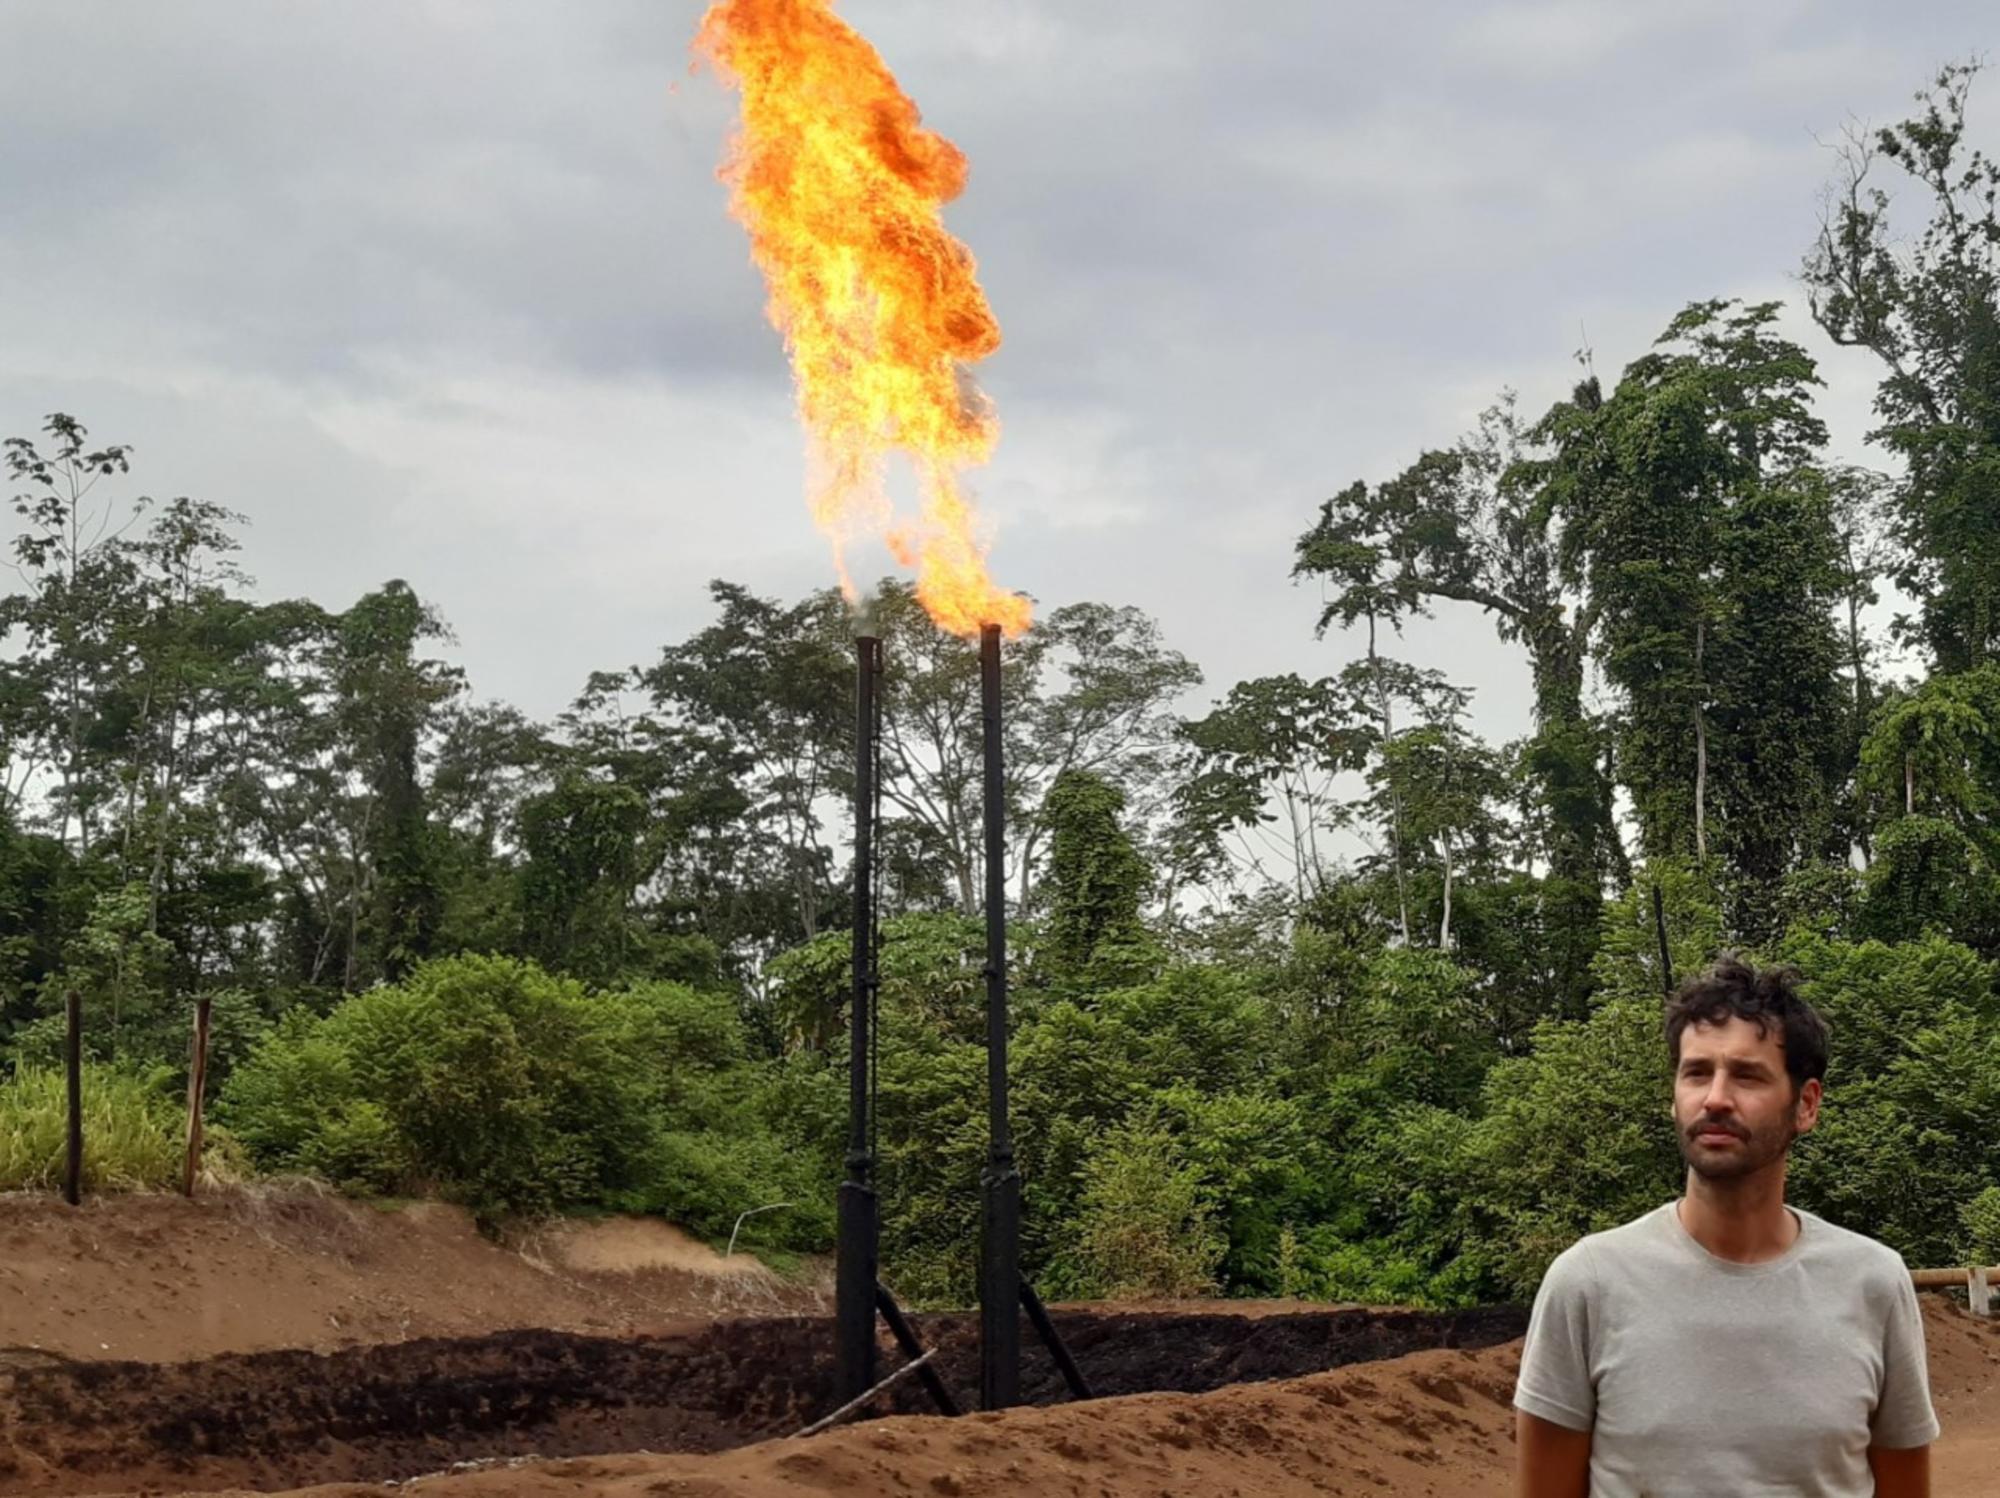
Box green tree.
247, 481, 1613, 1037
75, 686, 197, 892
1041, 769, 1152, 984
1299, 395, 1620, 903
517, 774, 648, 983
1175, 673, 1362, 904
1367, 702, 1508, 951
864, 581, 1198, 917
2, 413, 144, 864
641, 581, 849, 941
1806, 61, 2000, 670
1539, 301, 1849, 909
334, 582, 461, 984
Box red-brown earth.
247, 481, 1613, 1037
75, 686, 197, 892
1, 1190, 1993, 1496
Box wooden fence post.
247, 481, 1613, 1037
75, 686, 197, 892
182, 996, 213, 1198
1912, 1265, 2000, 1313
63, 989, 82, 1207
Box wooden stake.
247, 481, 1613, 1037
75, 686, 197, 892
1971, 1264, 1992, 1319
63, 989, 82, 1207
182, 996, 213, 1198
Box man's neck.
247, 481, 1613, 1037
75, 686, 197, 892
1678, 1165, 1798, 1263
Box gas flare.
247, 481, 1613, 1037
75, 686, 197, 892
694, 0, 1030, 638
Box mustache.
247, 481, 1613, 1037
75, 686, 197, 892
1688, 1117, 1747, 1140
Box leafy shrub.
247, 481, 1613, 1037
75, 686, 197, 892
218, 1010, 408, 1192
1963, 1187, 2000, 1264
1062, 1117, 1224, 1300
1860, 816, 1997, 946
223, 955, 649, 1217
1458, 996, 1681, 1298
220, 955, 827, 1239
1782, 933, 2000, 1266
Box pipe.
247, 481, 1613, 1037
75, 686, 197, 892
978, 623, 1021, 1410
1021, 1280, 1093, 1400
876, 1282, 963, 1416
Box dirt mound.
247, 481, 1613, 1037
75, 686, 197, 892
0, 1305, 1525, 1495
0, 1189, 821, 1365
188, 1298, 2000, 1498
522, 1217, 772, 1280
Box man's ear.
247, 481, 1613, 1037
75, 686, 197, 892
1795, 1077, 1823, 1135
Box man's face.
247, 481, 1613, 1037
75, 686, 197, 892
1672, 1016, 1821, 1182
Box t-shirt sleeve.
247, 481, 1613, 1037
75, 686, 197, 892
1870, 1267, 1941, 1450
1513, 1242, 1597, 1432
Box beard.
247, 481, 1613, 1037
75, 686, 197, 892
1676, 1108, 1797, 1182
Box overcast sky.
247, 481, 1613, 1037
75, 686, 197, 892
1, 1, 1991, 744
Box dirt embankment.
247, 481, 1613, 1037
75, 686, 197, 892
0, 1189, 820, 1365
189, 1298, 2000, 1498
0, 1303, 1526, 1494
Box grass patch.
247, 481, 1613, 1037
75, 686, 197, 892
0, 1066, 184, 1192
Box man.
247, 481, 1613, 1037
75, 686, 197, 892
1514, 955, 1939, 1497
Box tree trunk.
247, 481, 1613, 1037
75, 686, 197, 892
1287, 787, 1306, 906
1369, 612, 1412, 944
1693, 616, 1708, 862
1906, 753, 1915, 816
1439, 837, 1454, 951
119, 677, 156, 883
1845, 532, 1875, 865
1602, 738, 1633, 887
956, 856, 976, 920
148, 695, 187, 936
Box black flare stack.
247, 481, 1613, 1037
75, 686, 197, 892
835, 633, 882, 1404
832, 621, 1058, 1418
978, 622, 1022, 1410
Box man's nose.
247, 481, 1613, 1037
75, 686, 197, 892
1701, 1076, 1737, 1114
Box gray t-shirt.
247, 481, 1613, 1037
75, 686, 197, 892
1513, 1201, 1940, 1496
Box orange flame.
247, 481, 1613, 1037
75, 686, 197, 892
694, 0, 1030, 638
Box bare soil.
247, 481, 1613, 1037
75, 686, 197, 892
0, 1189, 819, 1365
1, 1191, 1995, 1496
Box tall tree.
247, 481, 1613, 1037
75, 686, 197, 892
1368, 698, 1508, 951
113, 497, 257, 933
863, 580, 1198, 917
1806, 61, 2000, 670
1298, 397, 1618, 931
333, 582, 461, 984
1040, 769, 1151, 983
642, 582, 849, 942
517, 773, 648, 983
558, 667, 777, 981
2, 413, 145, 862
1537, 300, 1849, 915
1174, 673, 1363, 904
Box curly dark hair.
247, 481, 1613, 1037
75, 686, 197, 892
1664, 954, 1830, 1095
